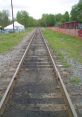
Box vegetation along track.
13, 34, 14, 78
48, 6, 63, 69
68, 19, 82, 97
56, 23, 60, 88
0, 28, 78, 117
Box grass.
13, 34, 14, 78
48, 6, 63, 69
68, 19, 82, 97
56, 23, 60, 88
0, 28, 33, 54
43, 28, 82, 64
70, 77, 81, 85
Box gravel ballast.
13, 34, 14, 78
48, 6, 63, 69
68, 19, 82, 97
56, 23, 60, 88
0, 30, 34, 100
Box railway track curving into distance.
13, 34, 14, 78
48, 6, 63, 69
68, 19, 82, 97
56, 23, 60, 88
0, 28, 78, 117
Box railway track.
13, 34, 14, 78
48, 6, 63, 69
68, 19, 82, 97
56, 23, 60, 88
0, 28, 78, 117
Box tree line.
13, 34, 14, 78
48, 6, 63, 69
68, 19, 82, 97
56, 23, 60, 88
0, 0, 82, 28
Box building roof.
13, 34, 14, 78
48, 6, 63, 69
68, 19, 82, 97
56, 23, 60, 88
63, 21, 80, 24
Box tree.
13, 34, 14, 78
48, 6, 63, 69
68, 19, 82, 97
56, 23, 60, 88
47, 14, 55, 26
61, 11, 70, 23
54, 13, 63, 25
28, 16, 37, 27
40, 14, 55, 27
16, 11, 29, 27
70, 1, 82, 22
0, 10, 10, 27
16, 11, 38, 27
79, 0, 82, 4
71, 5, 79, 21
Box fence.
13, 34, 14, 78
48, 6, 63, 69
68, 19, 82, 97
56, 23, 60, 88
50, 27, 82, 38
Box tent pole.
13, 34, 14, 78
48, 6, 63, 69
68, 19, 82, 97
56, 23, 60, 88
11, 0, 14, 32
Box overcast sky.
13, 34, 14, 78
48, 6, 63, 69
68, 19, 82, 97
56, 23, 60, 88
0, 0, 79, 19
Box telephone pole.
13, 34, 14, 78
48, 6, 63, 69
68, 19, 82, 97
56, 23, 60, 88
11, 0, 14, 32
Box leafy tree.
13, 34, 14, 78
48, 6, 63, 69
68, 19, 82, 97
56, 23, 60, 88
40, 14, 55, 27
77, 2, 82, 22
71, 5, 79, 21
79, 0, 82, 4
16, 11, 38, 27
0, 10, 10, 27
54, 13, 63, 25
28, 16, 37, 27
61, 11, 70, 23
16, 11, 29, 27
47, 14, 55, 26
70, 1, 82, 22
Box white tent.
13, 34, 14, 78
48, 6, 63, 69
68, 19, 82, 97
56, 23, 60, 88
4, 21, 25, 33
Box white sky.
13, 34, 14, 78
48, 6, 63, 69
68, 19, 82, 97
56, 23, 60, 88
0, 0, 79, 19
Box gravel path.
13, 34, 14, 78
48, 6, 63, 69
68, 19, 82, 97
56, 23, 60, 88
0, 30, 34, 100
52, 49, 82, 116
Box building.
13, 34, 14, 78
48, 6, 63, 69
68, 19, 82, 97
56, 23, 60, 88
60, 21, 81, 29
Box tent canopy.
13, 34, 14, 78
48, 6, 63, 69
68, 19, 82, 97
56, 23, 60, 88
4, 21, 25, 32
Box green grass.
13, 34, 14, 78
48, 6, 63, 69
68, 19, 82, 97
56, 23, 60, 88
70, 77, 81, 85
0, 28, 33, 54
43, 28, 82, 64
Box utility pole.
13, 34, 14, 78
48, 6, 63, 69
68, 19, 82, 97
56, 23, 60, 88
11, 0, 14, 32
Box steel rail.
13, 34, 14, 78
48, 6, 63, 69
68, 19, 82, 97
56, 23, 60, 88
0, 28, 78, 117
40, 29, 78, 117
0, 30, 36, 115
